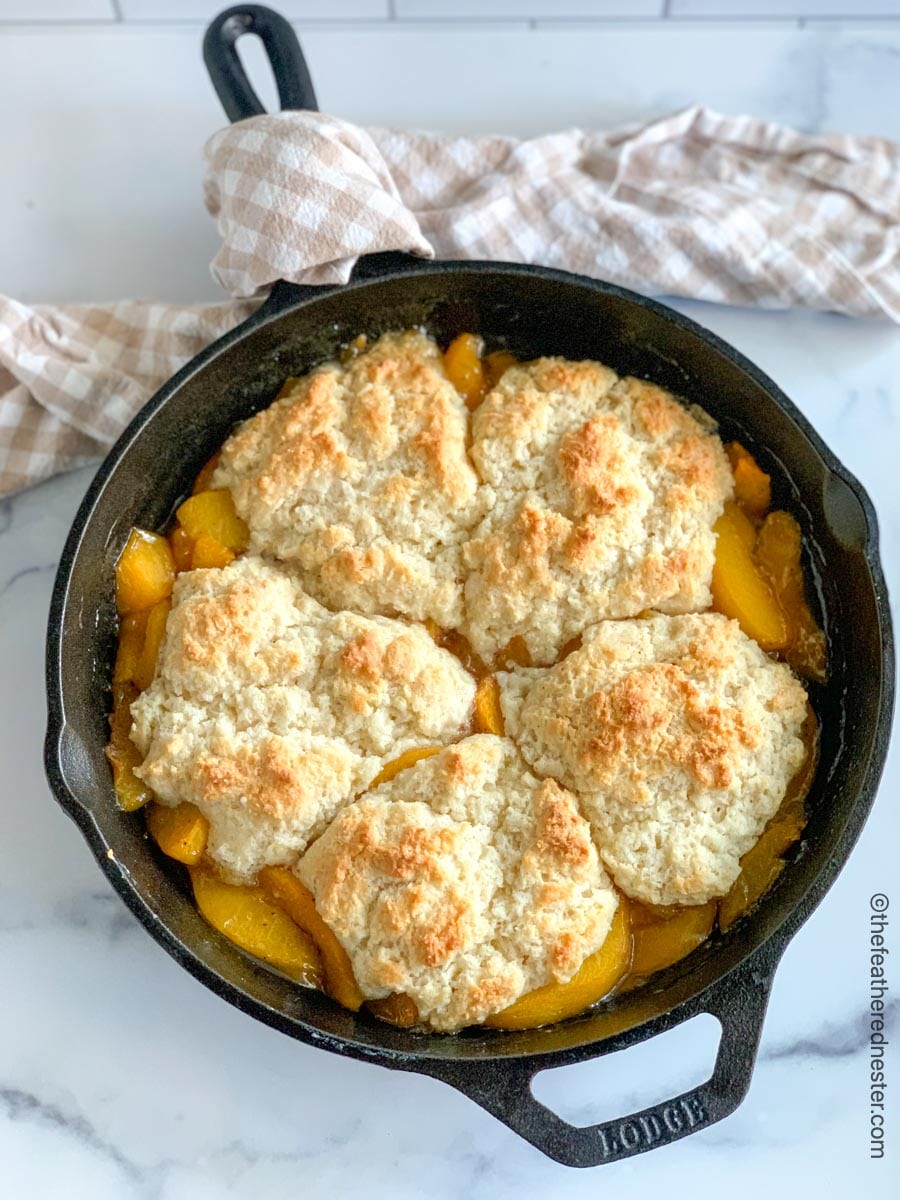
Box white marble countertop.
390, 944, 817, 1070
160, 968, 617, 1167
2, 15, 898, 1198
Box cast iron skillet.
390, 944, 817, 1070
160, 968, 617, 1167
44, 4, 894, 1168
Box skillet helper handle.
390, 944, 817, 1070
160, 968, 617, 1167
436, 949, 777, 1168
203, 4, 318, 122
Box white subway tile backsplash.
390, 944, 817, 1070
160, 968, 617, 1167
397, 0, 664, 17
671, 0, 900, 16
0, 0, 114, 18
118, 1, 389, 19
1, 0, 899, 26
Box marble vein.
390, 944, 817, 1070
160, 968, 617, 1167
0, 1078, 372, 1200
760, 998, 899, 1062
0, 561, 57, 603
1, 1086, 150, 1191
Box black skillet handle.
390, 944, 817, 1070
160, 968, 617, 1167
203, 5, 318, 122
204, 6, 322, 317
428, 945, 780, 1168
203, 5, 417, 314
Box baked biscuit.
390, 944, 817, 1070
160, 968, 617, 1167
131, 556, 475, 880
463, 361, 733, 664
137, 717, 362, 884
500, 613, 808, 906
297, 736, 619, 1031
212, 331, 481, 628
314, 611, 476, 758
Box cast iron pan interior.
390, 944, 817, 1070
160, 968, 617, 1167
44, 5, 894, 1168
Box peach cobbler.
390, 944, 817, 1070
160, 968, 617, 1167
107, 330, 823, 1031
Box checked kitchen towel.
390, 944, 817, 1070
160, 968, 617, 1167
2, 104, 899, 495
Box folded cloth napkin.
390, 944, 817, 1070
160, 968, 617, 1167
3, 104, 899, 497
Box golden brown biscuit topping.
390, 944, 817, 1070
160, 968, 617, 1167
111, 333, 821, 1030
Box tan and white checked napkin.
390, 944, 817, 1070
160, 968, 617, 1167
2, 104, 899, 496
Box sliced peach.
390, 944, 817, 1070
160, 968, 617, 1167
484, 903, 631, 1030
443, 333, 486, 409
191, 452, 221, 496
473, 676, 504, 736
115, 528, 175, 615
557, 633, 584, 660
133, 598, 170, 691
726, 441, 771, 517
113, 608, 149, 686
756, 511, 802, 605
779, 707, 819, 822
258, 866, 364, 1010
191, 866, 323, 987
718, 817, 805, 932
169, 523, 194, 572
629, 899, 694, 928
723, 499, 757, 552
756, 510, 827, 683
190, 534, 236, 571
339, 334, 368, 364
106, 682, 152, 812
176, 489, 249, 553
146, 801, 209, 866
493, 635, 532, 671
482, 349, 517, 389
367, 993, 420, 1028
434, 629, 486, 678
711, 507, 789, 651
629, 902, 717, 978
370, 746, 441, 788
790, 614, 827, 685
